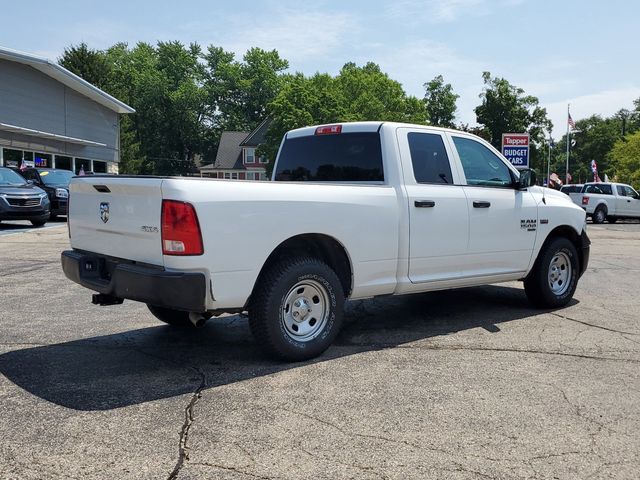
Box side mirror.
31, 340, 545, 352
26, 180, 34, 185
517, 169, 537, 189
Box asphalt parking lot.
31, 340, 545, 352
0, 222, 638, 479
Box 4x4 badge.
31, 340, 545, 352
100, 202, 110, 223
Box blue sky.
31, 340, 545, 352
2, 0, 638, 138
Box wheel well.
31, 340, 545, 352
539, 225, 584, 271
253, 234, 353, 299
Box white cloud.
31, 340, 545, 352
545, 87, 640, 138
385, 0, 525, 24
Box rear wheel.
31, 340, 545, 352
147, 304, 193, 327
524, 237, 579, 308
249, 257, 345, 361
592, 207, 606, 224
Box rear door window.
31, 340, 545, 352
274, 132, 383, 182
585, 184, 612, 195
408, 132, 453, 184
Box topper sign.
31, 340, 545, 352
501, 133, 530, 169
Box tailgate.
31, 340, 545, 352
69, 177, 165, 266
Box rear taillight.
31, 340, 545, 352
315, 124, 342, 135
582, 196, 589, 205
67, 192, 71, 238
161, 200, 203, 255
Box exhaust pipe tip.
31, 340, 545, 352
189, 312, 209, 328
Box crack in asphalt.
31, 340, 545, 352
167, 366, 207, 480
550, 312, 640, 336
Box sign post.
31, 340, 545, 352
501, 133, 530, 169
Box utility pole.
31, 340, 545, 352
565, 104, 570, 184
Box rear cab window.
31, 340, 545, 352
274, 131, 384, 182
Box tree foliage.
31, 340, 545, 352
59, 43, 111, 90
423, 75, 458, 128
609, 130, 640, 189
261, 62, 427, 172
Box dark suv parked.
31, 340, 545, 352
0, 167, 50, 226
13, 168, 72, 218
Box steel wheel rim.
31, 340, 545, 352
281, 279, 329, 342
548, 251, 572, 295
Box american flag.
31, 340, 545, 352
568, 113, 576, 130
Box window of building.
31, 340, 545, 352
259, 155, 268, 164
2, 148, 22, 167
75, 158, 92, 174
55, 155, 72, 171
93, 161, 107, 173
408, 132, 453, 184
452, 136, 513, 187
35, 153, 52, 167
224, 172, 231, 179
244, 148, 255, 164
231, 172, 238, 179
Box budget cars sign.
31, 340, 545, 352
501, 133, 529, 169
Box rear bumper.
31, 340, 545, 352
61, 250, 207, 312
579, 230, 590, 277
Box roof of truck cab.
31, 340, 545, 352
285, 121, 467, 139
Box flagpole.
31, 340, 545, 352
566, 104, 570, 184
547, 135, 551, 187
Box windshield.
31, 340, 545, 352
39, 169, 74, 186
0, 168, 28, 186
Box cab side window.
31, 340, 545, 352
624, 186, 638, 198
408, 132, 453, 184
452, 136, 513, 187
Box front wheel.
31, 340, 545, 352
147, 304, 193, 327
607, 216, 618, 223
524, 237, 579, 308
249, 257, 345, 361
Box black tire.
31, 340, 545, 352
592, 207, 606, 224
607, 216, 618, 223
147, 304, 193, 327
249, 257, 345, 361
30, 219, 47, 227
524, 237, 579, 308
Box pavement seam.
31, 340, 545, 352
550, 312, 640, 336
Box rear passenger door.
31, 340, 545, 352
398, 128, 470, 283
448, 133, 538, 277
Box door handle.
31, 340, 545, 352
415, 200, 436, 208
473, 201, 491, 208
628, 200, 631, 203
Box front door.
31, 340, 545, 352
398, 128, 470, 283
617, 185, 640, 217
449, 134, 538, 277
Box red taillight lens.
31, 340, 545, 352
582, 196, 589, 205
315, 124, 342, 135
161, 200, 203, 255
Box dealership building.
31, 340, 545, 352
0, 46, 134, 174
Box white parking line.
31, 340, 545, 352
0, 223, 66, 237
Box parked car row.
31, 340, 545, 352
0, 166, 72, 227
562, 182, 640, 223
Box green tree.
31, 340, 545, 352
475, 72, 552, 171
203, 46, 288, 132
423, 75, 458, 128
58, 43, 111, 89
609, 130, 640, 189
261, 62, 427, 174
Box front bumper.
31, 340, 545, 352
579, 230, 590, 277
61, 250, 207, 312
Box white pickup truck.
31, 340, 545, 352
567, 182, 640, 224
62, 122, 590, 361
